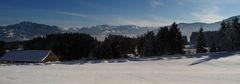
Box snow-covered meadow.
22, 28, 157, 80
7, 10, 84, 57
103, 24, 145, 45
0, 52, 240, 84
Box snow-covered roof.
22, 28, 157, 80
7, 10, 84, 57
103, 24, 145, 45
0, 50, 51, 62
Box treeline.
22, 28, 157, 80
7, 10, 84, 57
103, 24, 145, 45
137, 22, 185, 56
217, 17, 240, 51
23, 33, 98, 60
0, 22, 186, 61
192, 17, 240, 52
95, 35, 138, 59
0, 41, 5, 56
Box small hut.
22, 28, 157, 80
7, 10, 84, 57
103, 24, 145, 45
0, 50, 59, 63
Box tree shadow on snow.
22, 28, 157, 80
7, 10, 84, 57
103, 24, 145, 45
189, 52, 235, 66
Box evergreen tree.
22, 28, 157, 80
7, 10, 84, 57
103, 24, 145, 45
217, 20, 226, 51
210, 43, 217, 52
218, 21, 234, 51
182, 36, 188, 45
220, 20, 226, 32
232, 17, 240, 50
196, 26, 207, 53
218, 18, 240, 51
111, 36, 122, 58
137, 36, 145, 56
154, 22, 185, 55
156, 26, 170, 55
143, 31, 156, 56
0, 41, 5, 55
169, 22, 185, 54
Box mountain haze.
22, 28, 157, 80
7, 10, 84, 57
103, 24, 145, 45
70, 25, 155, 40
1, 15, 240, 42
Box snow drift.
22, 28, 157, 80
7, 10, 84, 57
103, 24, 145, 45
0, 52, 240, 84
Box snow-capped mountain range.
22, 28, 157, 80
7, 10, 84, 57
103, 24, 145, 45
69, 25, 155, 40
0, 22, 155, 41
1, 15, 240, 42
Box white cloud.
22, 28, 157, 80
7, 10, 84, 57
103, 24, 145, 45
188, 0, 240, 23
177, 1, 183, 6
115, 18, 157, 27
192, 6, 225, 23
58, 12, 89, 18
56, 12, 173, 27
151, 0, 164, 7
113, 16, 173, 27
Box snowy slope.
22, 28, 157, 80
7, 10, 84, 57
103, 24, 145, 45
0, 52, 240, 84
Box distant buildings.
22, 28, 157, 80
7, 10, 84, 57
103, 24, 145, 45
184, 45, 210, 55
184, 45, 196, 55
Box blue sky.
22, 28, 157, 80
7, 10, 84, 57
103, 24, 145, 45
1, 0, 240, 27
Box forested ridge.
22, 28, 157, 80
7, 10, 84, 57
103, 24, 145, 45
2, 17, 240, 61
0, 22, 186, 60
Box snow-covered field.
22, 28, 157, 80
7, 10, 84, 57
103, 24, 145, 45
0, 52, 240, 84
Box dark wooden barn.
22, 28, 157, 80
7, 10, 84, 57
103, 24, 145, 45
0, 50, 59, 63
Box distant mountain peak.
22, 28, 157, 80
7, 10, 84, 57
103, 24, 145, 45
0, 22, 156, 41
0, 21, 62, 42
